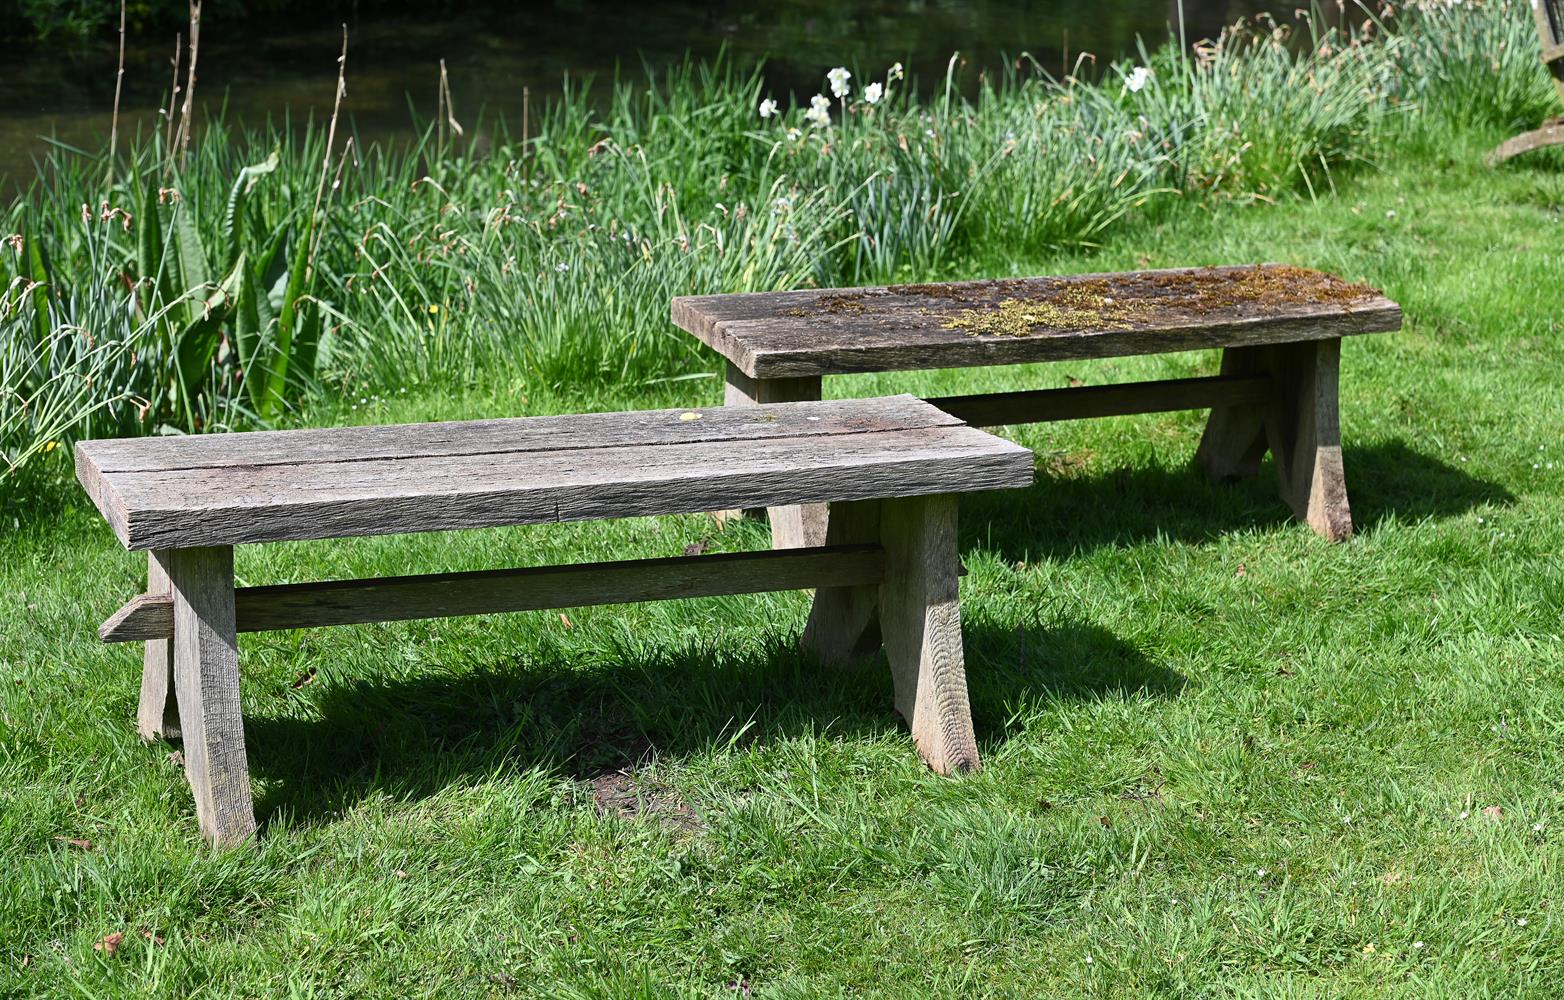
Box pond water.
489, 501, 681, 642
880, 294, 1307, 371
1, 0, 1293, 192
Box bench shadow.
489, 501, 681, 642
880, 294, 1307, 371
242, 617, 1183, 830
962, 439, 1514, 561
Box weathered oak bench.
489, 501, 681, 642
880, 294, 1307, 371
77, 396, 1033, 845
671, 264, 1402, 544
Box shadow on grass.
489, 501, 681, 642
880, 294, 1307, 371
242, 617, 1182, 829
961, 439, 1513, 560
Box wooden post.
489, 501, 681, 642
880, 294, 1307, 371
722, 361, 827, 547
1195, 340, 1352, 541
137, 551, 179, 740
162, 546, 256, 846
802, 500, 883, 663
876, 494, 979, 775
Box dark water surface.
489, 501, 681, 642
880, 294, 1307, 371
0, 0, 1288, 191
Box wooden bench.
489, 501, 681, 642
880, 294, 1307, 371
671, 264, 1402, 544
76, 396, 1033, 845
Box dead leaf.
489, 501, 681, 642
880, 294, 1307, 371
678, 411, 703, 422
93, 932, 124, 956
138, 927, 164, 946
559, 613, 572, 629
54, 836, 93, 851
1235, 563, 1247, 578
290, 668, 317, 689
1066, 375, 1085, 388
1483, 805, 1504, 820
167, 750, 185, 768
1098, 815, 1112, 829
394, 869, 408, 879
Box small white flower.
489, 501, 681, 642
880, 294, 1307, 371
1342, 815, 1352, 825
1083, 955, 1093, 964
1533, 822, 1544, 832
827, 67, 851, 98
1459, 810, 1470, 819
759, 98, 778, 119
888, 61, 904, 82
1256, 868, 1268, 878
1413, 940, 1426, 949
554, 262, 570, 273
1517, 918, 1528, 926
1125, 66, 1151, 93
785, 127, 801, 142
864, 82, 884, 104
804, 94, 831, 129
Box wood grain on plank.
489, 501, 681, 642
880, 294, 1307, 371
79, 404, 1034, 551
164, 546, 256, 846
99, 545, 887, 641
671, 264, 1402, 378
801, 500, 885, 664
77, 395, 953, 475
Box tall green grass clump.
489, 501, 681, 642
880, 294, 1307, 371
1, 0, 1554, 490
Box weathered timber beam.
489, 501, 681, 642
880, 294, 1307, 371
929, 374, 1276, 428
1486, 122, 1564, 167
100, 544, 886, 642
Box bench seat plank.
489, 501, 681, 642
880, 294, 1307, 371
671, 264, 1402, 379
77, 396, 1032, 550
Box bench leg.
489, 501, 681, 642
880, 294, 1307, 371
877, 494, 980, 775
1195, 339, 1353, 541
722, 362, 828, 548
137, 552, 179, 741
160, 547, 257, 846
802, 499, 883, 663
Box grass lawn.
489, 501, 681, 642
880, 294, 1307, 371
3, 129, 1563, 997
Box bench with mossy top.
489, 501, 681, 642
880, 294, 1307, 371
672, 264, 1401, 545
77, 395, 1033, 845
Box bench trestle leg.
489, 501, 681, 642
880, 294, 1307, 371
876, 494, 980, 775
722, 363, 829, 547
137, 552, 179, 741
162, 546, 257, 846
803, 500, 883, 663
1196, 339, 1353, 541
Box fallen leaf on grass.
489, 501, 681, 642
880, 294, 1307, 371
167, 750, 185, 768
682, 538, 712, 557
1483, 805, 1504, 820
290, 668, 317, 689
1235, 563, 1247, 578
54, 837, 93, 851
138, 927, 164, 946
93, 932, 124, 956
559, 613, 573, 629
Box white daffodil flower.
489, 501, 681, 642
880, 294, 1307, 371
827, 67, 851, 99
805, 93, 831, 128
864, 82, 884, 104
1125, 66, 1151, 93
759, 98, 779, 119
888, 61, 904, 82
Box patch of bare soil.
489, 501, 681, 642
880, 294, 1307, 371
591, 768, 704, 835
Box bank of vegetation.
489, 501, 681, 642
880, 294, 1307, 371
0, 0, 1555, 488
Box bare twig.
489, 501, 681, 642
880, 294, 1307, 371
307, 26, 350, 274
437, 58, 463, 159
522, 85, 530, 184
163, 33, 181, 175
174, 1, 202, 172
107, 0, 126, 189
